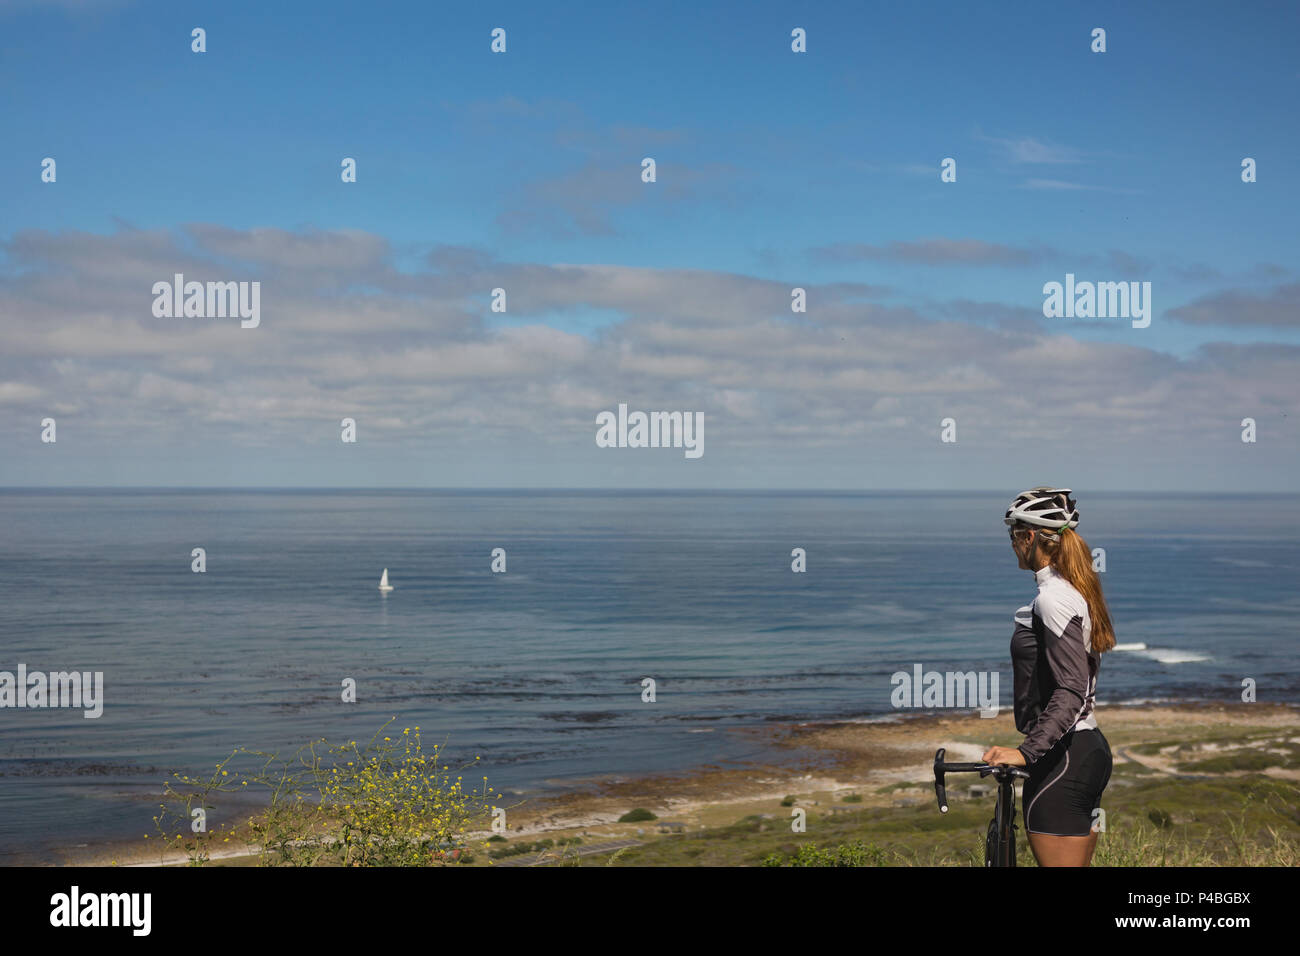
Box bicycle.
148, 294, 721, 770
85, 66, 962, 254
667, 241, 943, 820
933, 747, 1031, 867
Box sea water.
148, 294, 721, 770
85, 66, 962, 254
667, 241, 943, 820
0, 489, 1296, 860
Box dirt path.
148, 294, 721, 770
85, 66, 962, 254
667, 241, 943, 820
492, 839, 643, 867
1113, 745, 1211, 780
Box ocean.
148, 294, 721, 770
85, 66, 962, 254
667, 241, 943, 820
1, 489, 1297, 862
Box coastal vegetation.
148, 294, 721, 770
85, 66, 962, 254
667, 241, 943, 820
152, 718, 494, 866
144, 706, 1300, 868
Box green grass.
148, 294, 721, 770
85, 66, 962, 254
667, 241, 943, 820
563, 773, 1299, 867
874, 781, 920, 794
1127, 727, 1286, 756
1178, 742, 1300, 774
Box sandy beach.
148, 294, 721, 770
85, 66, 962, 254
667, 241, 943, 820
496, 700, 1300, 835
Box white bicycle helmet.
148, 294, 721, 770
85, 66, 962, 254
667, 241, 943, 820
1004, 487, 1079, 534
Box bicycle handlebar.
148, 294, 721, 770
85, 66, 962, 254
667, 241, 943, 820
933, 747, 1030, 813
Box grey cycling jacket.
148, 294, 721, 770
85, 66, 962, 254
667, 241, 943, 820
1011, 565, 1100, 766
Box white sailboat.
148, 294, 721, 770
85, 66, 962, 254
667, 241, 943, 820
378, 568, 394, 592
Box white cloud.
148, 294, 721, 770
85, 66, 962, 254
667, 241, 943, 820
1, 225, 1296, 486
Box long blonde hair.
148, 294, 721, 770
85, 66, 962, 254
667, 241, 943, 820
1035, 527, 1115, 654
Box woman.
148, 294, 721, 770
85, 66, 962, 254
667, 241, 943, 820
982, 487, 1115, 867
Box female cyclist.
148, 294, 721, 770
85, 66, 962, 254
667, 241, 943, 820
982, 487, 1116, 867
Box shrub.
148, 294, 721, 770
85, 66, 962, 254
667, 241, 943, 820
761, 841, 890, 867
152, 718, 496, 866
618, 808, 658, 823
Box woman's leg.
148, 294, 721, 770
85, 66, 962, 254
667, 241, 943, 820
1027, 831, 1099, 866
1023, 729, 1111, 866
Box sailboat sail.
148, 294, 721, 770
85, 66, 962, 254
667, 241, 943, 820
378, 568, 393, 591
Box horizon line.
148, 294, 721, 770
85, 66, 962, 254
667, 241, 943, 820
0, 486, 1294, 496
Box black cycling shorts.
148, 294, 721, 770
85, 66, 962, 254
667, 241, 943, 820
1022, 728, 1112, 836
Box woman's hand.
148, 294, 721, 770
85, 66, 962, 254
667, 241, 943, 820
982, 745, 1026, 767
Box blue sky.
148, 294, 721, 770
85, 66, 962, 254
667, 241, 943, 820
1, 0, 1297, 489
